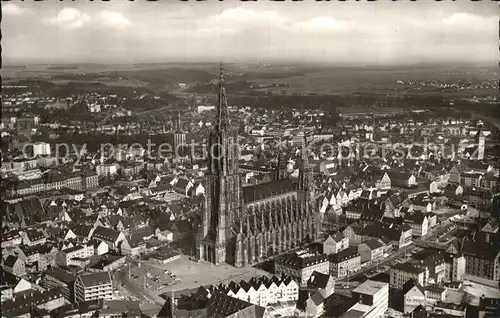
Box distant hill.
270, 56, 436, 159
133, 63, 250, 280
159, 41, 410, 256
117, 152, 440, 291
47, 66, 79, 70
109, 68, 215, 88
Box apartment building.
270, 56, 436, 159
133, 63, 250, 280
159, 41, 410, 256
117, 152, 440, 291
275, 252, 330, 286
390, 263, 429, 290
74, 272, 113, 303
96, 163, 118, 177
461, 172, 483, 188
328, 247, 361, 278
462, 240, 500, 281
6, 169, 99, 198
57, 244, 95, 267
451, 255, 466, 282
41, 268, 76, 301
404, 213, 428, 237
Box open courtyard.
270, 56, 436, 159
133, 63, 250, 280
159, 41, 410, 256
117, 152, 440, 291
141, 255, 273, 293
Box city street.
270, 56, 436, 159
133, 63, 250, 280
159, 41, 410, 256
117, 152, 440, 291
336, 243, 418, 285
114, 267, 166, 305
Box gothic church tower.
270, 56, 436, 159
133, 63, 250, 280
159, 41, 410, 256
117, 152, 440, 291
196, 63, 242, 265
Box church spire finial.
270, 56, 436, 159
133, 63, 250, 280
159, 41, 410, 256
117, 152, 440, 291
217, 62, 229, 130
219, 62, 224, 82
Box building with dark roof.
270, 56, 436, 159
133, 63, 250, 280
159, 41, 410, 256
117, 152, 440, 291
409, 250, 449, 283
40, 268, 76, 301
390, 262, 429, 290
402, 279, 425, 314
1, 288, 65, 318
74, 272, 113, 303
0, 269, 32, 299
462, 239, 500, 281
52, 298, 142, 318
362, 223, 412, 249
404, 212, 429, 237
357, 238, 385, 263
2, 255, 26, 277
307, 270, 335, 300
202, 275, 299, 308
323, 232, 349, 255
328, 247, 361, 278
159, 290, 266, 318
275, 252, 329, 286
91, 226, 125, 250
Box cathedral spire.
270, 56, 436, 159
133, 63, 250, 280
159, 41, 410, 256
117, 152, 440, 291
298, 134, 312, 192
276, 137, 287, 180
177, 111, 182, 132
217, 62, 229, 131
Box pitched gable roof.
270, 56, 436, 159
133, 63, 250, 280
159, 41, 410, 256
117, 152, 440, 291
309, 291, 325, 306
402, 279, 424, 295
3, 255, 20, 268
92, 226, 121, 242
362, 238, 385, 250
307, 271, 331, 290
207, 291, 258, 317
242, 179, 295, 203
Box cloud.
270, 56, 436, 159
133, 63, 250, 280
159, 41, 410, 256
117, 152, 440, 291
441, 12, 496, 31
295, 16, 350, 32
43, 8, 90, 29
189, 8, 288, 38
209, 8, 288, 30
96, 10, 132, 29
217, 7, 285, 24
409, 12, 497, 33
2, 3, 27, 16
4, 2, 496, 65
43, 8, 131, 30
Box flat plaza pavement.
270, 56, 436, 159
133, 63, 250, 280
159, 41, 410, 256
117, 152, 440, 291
144, 255, 273, 293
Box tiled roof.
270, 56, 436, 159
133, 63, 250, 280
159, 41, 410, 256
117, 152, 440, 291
0, 269, 23, 287
277, 253, 329, 270
175, 178, 191, 190
92, 226, 121, 242
2, 288, 64, 314
307, 271, 331, 290
391, 262, 427, 275
330, 232, 345, 242
362, 239, 385, 250
207, 290, 256, 317
309, 291, 325, 306
242, 178, 296, 203
402, 279, 424, 295
26, 229, 45, 241
462, 240, 500, 261
405, 212, 427, 224
3, 255, 20, 268
329, 247, 360, 263
43, 268, 76, 284
64, 244, 87, 254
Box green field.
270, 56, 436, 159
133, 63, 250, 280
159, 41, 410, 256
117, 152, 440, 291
2, 62, 497, 96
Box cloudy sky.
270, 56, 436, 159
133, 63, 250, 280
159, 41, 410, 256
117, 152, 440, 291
2, 0, 498, 65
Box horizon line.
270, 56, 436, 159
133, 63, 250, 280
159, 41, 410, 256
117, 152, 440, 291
2, 61, 497, 69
